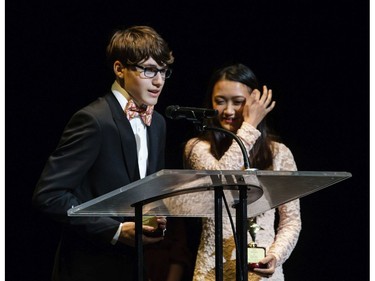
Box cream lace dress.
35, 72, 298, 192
184, 122, 302, 281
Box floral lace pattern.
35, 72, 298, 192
184, 122, 302, 281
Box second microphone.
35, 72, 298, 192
165, 105, 218, 121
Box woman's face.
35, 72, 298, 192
212, 80, 251, 133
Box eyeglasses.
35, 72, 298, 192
133, 65, 172, 79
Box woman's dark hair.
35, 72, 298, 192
197, 63, 276, 170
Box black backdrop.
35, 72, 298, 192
6, 0, 369, 280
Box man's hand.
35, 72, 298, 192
118, 216, 167, 246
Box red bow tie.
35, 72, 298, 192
124, 99, 154, 126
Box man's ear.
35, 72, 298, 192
113, 61, 124, 78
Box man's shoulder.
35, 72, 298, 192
69, 93, 114, 122
81, 93, 113, 111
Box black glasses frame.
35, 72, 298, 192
133, 65, 172, 79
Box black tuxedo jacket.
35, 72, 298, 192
33, 93, 166, 281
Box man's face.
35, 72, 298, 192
121, 57, 168, 106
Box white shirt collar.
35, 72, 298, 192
111, 80, 130, 110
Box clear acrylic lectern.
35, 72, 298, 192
68, 169, 352, 281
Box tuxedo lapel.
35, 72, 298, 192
147, 123, 158, 174
146, 113, 165, 175
104, 93, 140, 181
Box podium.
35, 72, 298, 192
68, 169, 352, 281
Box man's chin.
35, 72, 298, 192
142, 98, 158, 107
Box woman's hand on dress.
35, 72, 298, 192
118, 216, 167, 246
243, 85, 276, 128
253, 253, 276, 278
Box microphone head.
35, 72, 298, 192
165, 105, 218, 121
165, 105, 180, 119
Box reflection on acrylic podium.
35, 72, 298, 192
68, 169, 352, 281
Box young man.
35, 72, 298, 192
33, 26, 174, 281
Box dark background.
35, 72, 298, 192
6, 0, 369, 280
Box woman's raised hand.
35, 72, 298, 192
243, 85, 276, 128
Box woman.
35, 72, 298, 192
183, 63, 301, 280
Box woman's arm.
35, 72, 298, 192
267, 143, 302, 266
184, 122, 261, 170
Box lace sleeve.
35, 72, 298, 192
184, 122, 261, 170
267, 142, 302, 267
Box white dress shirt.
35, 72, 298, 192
111, 81, 148, 178
110, 81, 149, 244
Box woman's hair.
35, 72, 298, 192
197, 63, 276, 170
106, 25, 174, 68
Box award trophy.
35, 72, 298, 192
247, 217, 267, 270
142, 216, 165, 237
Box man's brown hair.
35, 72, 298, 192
106, 25, 174, 67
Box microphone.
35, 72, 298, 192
165, 105, 218, 121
